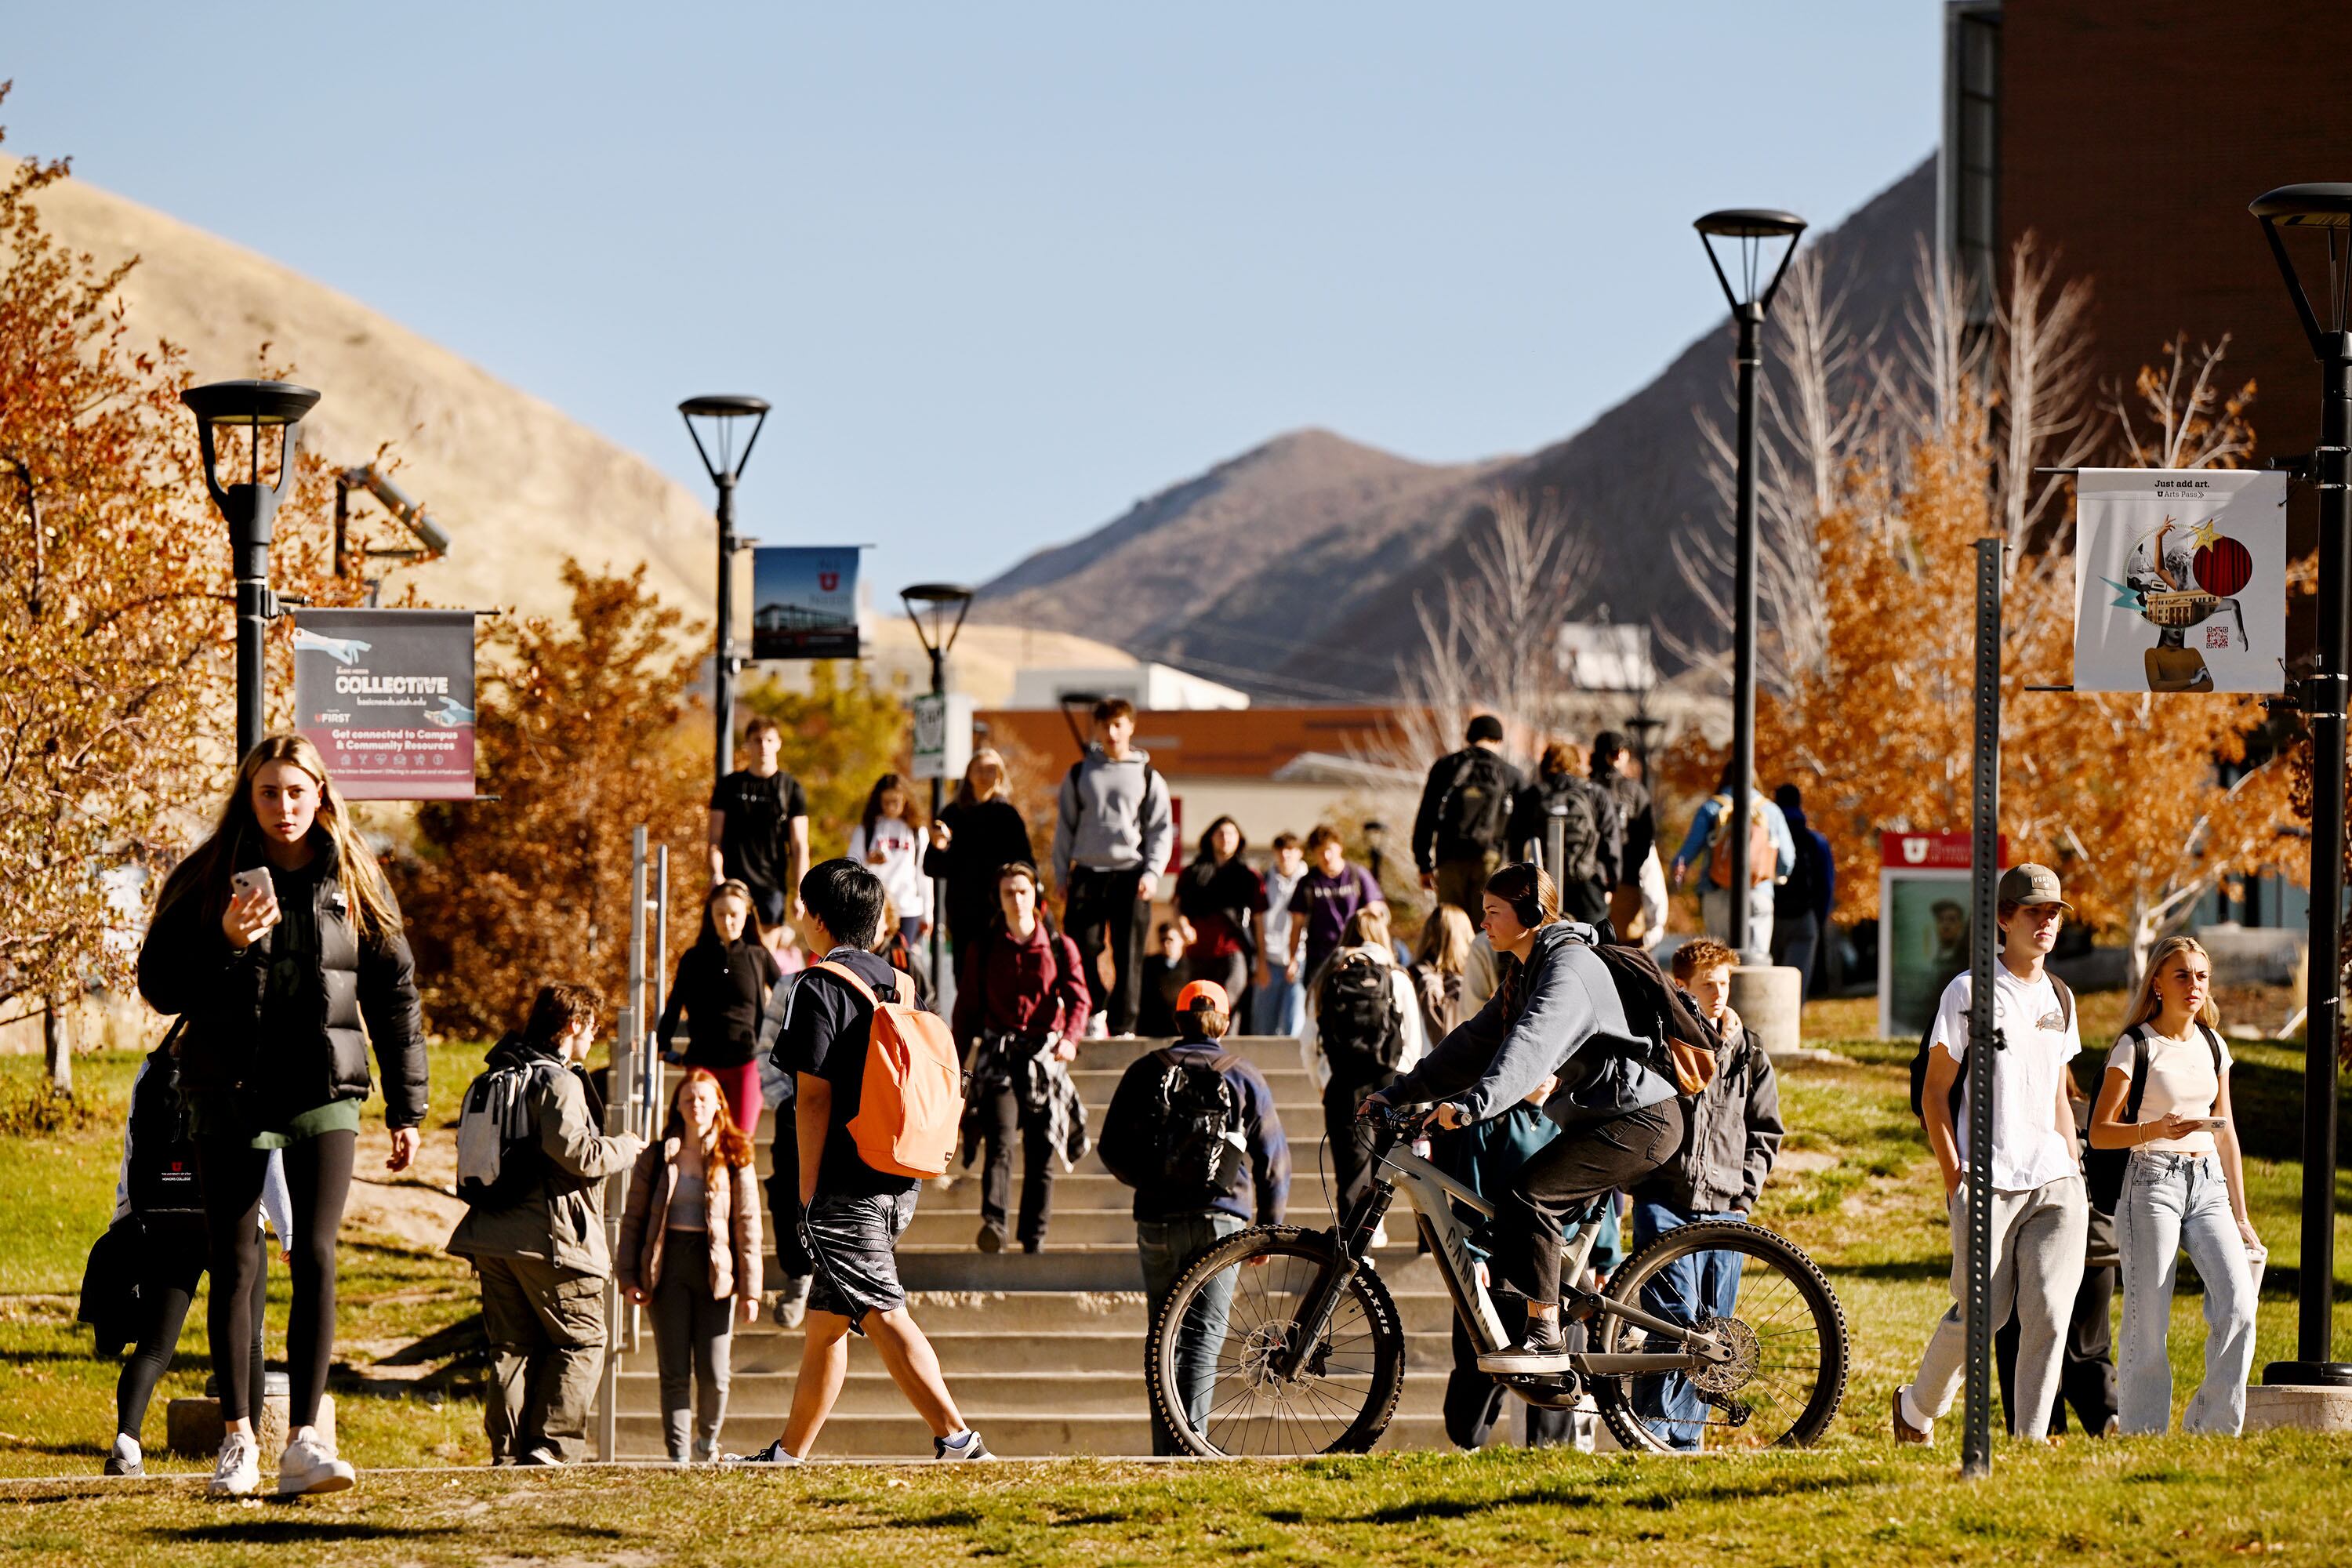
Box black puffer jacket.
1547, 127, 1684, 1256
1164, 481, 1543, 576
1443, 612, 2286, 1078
137, 836, 428, 1129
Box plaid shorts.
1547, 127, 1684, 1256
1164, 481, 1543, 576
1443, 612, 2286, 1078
800, 1189, 919, 1328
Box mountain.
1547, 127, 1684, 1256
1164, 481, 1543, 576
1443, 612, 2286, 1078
975, 158, 1937, 699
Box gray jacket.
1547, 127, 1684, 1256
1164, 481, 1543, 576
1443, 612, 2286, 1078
1385, 921, 1677, 1127
1635, 1009, 1781, 1214
1051, 746, 1175, 887
446, 1045, 641, 1276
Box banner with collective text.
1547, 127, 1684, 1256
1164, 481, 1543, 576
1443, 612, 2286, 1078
2073, 469, 2287, 694
751, 546, 862, 660
292, 608, 477, 800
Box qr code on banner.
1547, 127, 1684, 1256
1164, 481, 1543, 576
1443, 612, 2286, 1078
2207, 626, 2232, 649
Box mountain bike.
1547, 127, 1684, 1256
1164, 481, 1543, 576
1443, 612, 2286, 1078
1145, 1102, 1848, 1455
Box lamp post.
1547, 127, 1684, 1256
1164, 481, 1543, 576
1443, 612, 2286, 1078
182, 379, 322, 760
1694, 209, 1806, 961
679, 396, 771, 785
2249, 183, 2352, 1390
903, 583, 975, 984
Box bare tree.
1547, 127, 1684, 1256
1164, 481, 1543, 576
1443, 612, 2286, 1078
2109, 335, 2258, 471
1991, 232, 2101, 561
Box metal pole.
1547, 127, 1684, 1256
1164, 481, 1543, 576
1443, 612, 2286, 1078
2274, 333, 2352, 1384
1727, 303, 1763, 961
1962, 537, 2002, 1478
231, 513, 272, 762
929, 644, 947, 986
715, 474, 739, 789
651, 845, 670, 1134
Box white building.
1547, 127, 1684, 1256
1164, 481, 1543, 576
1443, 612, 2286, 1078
1007, 662, 1250, 712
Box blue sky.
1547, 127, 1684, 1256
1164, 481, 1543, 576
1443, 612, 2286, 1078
5, 3, 1939, 601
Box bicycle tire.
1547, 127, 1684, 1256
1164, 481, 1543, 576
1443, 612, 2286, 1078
1147, 1225, 1406, 1457
1589, 1218, 1848, 1454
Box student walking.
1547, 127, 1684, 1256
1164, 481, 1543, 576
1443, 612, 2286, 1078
736, 859, 989, 1463
619, 1069, 763, 1464
1629, 938, 1782, 1450
755, 968, 815, 1329
848, 773, 932, 962
448, 984, 644, 1466
101, 1037, 286, 1478
139, 735, 428, 1497
1174, 815, 1267, 1018
1770, 784, 1836, 996
1508, 741, 1621, 927
1407, 905, 1476, 1051
656, 881, 782, 1136
1138, 921, 1188, 1038
953, 862, 1092, 1254
1590, 732, 1661, 945
1302, 905, 1425, 1210
1053, 698, 1176, 1036
1894, 863, 2090, 1446
922, 748, 1035, 960
1098, 980, 1289, 1455
1413, 715, 1525, 914
1283, 826, 1386, 992
2089, 935, 2260, 1436
709, 715, 812, 959
1671, 762, 1795, 951
1253, 833, 1310, 1036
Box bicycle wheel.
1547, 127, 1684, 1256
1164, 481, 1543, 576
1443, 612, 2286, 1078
1590, 1219, 1847, 1454
1148, 1225, 1406, 1457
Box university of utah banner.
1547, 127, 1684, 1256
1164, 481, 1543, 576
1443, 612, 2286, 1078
750, 546, 862, 660
292, 608, 477, 800
2073, 469, 2286, 694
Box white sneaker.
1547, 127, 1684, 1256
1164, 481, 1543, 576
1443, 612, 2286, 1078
209, 1432, 260, 1497
276, 1432, 356, 1496
105, 1433, 143, 1477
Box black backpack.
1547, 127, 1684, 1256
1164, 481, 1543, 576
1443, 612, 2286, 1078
1147, 1052, 1246, 1200
1907, 972, 2077, 1123
2082, 1022, 2226, 1213
125, 1031, 206, 1218
1780, 829, 1826, 916
1318, 951, 1405, 1072
455, 1054, 572, 1210
1532, 781, 1602, 886
1437, 749, 1514, 858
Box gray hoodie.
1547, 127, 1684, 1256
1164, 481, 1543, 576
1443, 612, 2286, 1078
1052, 745, 1175, 886
1634, 1008, 1780, 1214
1383, 921, 1676, 1127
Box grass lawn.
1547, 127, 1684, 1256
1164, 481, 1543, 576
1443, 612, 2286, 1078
2, 996, 2347, 1563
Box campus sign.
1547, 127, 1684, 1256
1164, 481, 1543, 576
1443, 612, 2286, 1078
292, 608, 477, 800
909, 691, 975, 782
2073, 469, 2288, 694
750, 546, 862, 660
1877, 830, 2006, 1041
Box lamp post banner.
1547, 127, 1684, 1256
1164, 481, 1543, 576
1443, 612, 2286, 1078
292, 608, 477, 800
751, 546, 862, 660
2072, 469, 2287, 694
910, 692, 976, 782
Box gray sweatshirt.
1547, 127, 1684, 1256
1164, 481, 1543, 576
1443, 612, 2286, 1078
1052, 746, 1175, 886
1383, 921, 1676, 1127
1634, 1008, 1781, 1214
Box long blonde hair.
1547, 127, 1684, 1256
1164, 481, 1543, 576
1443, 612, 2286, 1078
154, 734, 401, 940
2122, 935, 2220, 1035
955, 747, 1011, 807
1414, 904, 1475, 976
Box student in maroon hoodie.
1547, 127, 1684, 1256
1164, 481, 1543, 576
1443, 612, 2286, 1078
953, 862, 1092, 1254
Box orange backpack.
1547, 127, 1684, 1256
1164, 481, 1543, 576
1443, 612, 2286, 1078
1706, 795, 1777, 888
811, 960, 965, 1179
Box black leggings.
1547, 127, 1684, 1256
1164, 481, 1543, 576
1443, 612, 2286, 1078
198, 1130, 354, 1426
114, 1218, 266, 1439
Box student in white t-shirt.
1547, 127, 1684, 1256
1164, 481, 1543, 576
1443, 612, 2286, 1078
1893, 863, 2090, 1447
2089, 935, 2259, 1436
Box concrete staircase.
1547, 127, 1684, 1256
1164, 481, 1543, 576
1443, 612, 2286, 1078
604, 1034, 1534, 1460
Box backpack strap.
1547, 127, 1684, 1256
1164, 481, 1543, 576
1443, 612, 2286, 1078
811, 959, 880, 1008
2049, 974, 2076, 1033
2121, 1024, 2154, 1126
2195, 1019, 2226, 1077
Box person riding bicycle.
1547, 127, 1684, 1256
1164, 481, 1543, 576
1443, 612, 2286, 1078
1363, 861, 1686, 1374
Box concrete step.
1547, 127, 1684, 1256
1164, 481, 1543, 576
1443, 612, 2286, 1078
617, 1327, 1461, 1377
884, 1243, 1446, 1294
617, 1364, 1466, 1419
612, 1410, 1497, 1461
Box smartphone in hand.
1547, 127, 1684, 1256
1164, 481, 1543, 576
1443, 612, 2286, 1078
231, 867, 274, 903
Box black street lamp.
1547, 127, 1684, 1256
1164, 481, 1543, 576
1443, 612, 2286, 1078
904, 583, 975, 984
679, 395, 771, 785
2249, 182, 2352, 1391
182, 379, 321, 760
1695, 208, 1806, 961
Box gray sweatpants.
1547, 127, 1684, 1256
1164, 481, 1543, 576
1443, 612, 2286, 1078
652, 1232, 735, 1462
1910, 1173, 2089, 1440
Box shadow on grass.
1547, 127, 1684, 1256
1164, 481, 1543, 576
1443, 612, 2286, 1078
1341, 1468, 1868, 1526
158, 1520, 464, 1544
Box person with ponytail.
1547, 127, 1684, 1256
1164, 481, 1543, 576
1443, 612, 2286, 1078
619, 1069, 763, 1464
1365, 861, 1686, 1375
138, 735, 426, 1497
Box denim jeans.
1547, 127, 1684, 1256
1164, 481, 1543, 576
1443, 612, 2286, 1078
2117, 1150, 2256, 1435
1138, 1211, 1247, 1455
1629, 1201, 1744, 1450
1252, 975, 1304, 1037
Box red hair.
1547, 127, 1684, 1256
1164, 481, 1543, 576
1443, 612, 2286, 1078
669, 1068, 753, 1169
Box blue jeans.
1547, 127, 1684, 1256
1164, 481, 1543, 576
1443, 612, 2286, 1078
1631, 1200, 1744, 1450
1138, 1211, 1247, 1455
2117, 1151, 2256, 1435
1252, 974, 1304, 1037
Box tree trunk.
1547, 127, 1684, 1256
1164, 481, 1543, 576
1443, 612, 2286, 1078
43, 995, 70, 1093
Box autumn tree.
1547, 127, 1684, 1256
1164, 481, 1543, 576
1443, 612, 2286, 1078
394, 561, 707, 1038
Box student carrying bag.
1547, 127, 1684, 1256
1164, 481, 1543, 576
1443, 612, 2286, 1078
814, 960, 965, 1179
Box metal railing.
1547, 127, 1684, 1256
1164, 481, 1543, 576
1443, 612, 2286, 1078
594, 826, 666, 1462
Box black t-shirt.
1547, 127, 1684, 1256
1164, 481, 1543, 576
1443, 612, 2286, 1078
777, 947, 918, 1199
710, 768, 809, 898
